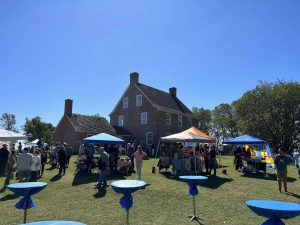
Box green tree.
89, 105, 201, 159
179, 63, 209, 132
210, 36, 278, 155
234, 81, 300, 152
211, 103, 240, 141
192, 107, 211, 134
23, 116, 55, 144
0, 113, 19, 132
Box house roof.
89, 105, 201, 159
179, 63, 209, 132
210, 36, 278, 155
136, 83, 195, 117
69, 114, 116, 134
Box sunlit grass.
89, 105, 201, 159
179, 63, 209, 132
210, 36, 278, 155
0, 156, 299, 225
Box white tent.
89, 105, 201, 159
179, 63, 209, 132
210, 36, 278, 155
29, 139, 39, 146
0, 129, 27, 142
161, 130, 214, 143
154, 129, 216, 175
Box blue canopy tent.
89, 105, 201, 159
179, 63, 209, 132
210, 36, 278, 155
223, 135, 275, 173
77, 133, 126, 173
78, 133, 125, 155
223, 135, 269, 145
81, 133, 125, 145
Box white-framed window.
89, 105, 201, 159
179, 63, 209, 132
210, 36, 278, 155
146, 132, 153, 145
141, 112, 147, 124
188, 117, 192, 126
118, 115, 124, 126
166, 113, 171, 125
136, 94, 142, 106
178, 115, 182, 127
123, 97, 128, 109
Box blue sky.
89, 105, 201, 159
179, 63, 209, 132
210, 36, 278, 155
0, 0, 299, 129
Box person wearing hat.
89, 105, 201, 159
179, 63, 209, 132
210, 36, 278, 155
134, 145, 147, 180
0, 144, 10, 176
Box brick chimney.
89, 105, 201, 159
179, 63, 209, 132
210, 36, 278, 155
130, 72, 139, 84
169, 87, 177, 97
64, 99, 73, 117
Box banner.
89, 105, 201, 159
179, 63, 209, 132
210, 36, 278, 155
245, 144, 275, 170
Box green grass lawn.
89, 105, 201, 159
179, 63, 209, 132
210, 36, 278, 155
0, 156, 299, 225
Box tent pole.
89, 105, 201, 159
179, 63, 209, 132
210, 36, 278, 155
154, 139, 161, 160
193, 147, 197, 175
152, 139, 161, 171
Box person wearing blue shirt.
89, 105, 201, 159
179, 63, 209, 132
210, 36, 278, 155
274, 147, 293, 193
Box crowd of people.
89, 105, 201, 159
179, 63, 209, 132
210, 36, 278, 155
1, 140, 299, 193
0, 142, 73, 192
77, 142, 148, 188
156, 143, 218, 176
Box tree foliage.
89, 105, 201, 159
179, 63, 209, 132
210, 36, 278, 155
23, 116, 55, 144
210, 103, 240, 141
0, 113, 19, 132
192, 107, 211, 134
234, 81, 300, 151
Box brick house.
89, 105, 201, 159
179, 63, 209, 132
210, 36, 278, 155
110, 72, 198, 149
54, 99, 116, 153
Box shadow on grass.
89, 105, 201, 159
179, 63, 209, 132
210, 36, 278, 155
241, 173, 297, 182
0, 193, 19, 201
93, 187, 107, 198
72, 171, 127, 186
159, 172, 233, 189
202, 176, 234, 189
50, 174, 62, 182
46, 166, 57, 171
285, 191, 300, 199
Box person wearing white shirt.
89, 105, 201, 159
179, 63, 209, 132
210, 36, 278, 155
293, 147, 300, 178
30, 150, 41, 182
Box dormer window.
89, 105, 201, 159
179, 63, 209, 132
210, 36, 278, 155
166, 113, 171, 125
136, 94, 142, 106
123, 97, 128, 109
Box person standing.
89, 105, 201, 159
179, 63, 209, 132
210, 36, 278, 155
96, 147, 109, 187
17, 147, 33, 182
86, 144, 94, 173
293, 147, 300, 178
134, 145, 147, 180
57, 145, 67, 175
1, 151, 16, 191
40, 149, 47, 177
203, 147, 209, 174
0, 144, 10, 176
51, 143, 59, 167
66, 144, 73, 168
126, 143, 135, 172
18, 142, 22, 153
209, 146, 217, 176
30, 150, 41, 182
274, 147, 293, 193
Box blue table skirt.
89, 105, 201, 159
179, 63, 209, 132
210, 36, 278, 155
246, 200, 300, 219
7, 182, 47, 210
179, 176, 208, 196
20, 221, 86, 225
111, 180, 146, 212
